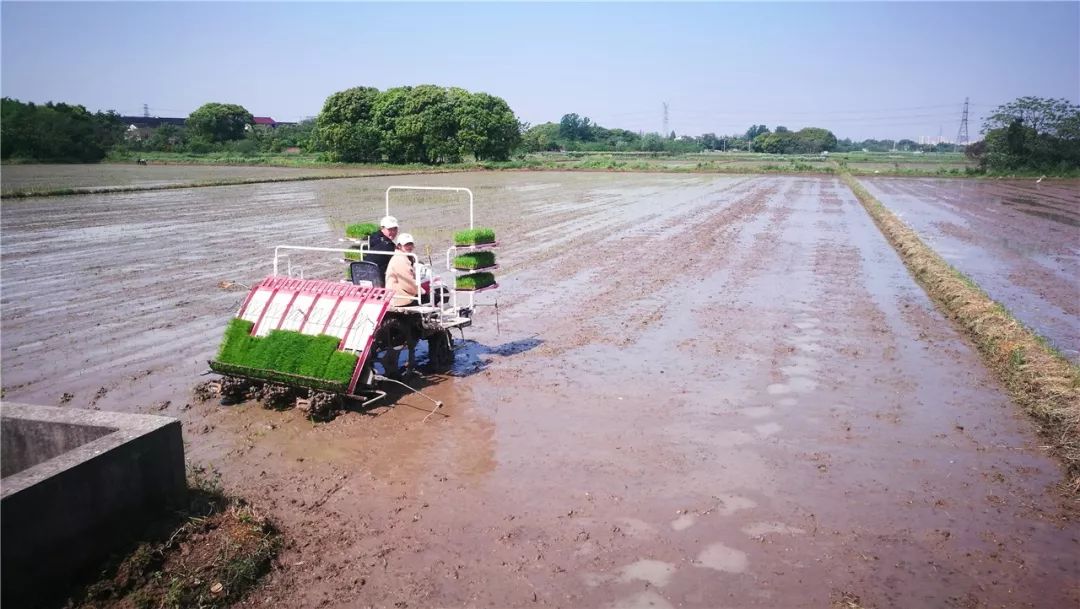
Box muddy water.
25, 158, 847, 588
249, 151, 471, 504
1, 173, 1077, 608
862, 177, 1080, 362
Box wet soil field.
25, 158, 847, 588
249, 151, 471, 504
0, 163, 408, 194
862, 178, 1080, 362
2, 172, 1077, 608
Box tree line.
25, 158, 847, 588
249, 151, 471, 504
1, 98, 126, 162
2, 93, 1077, 173
969, 97, 1080, 172
313, 85, 520, 163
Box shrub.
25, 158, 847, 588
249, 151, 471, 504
456, 272, 496, 291
452, 251, 496, 270
454, 227, 496, 246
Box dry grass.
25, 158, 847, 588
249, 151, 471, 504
831, 591, 873, 609
67, 466, 281, 609
841, 172, 1080, 495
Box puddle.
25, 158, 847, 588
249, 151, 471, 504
741, 522, 807, 537
755, 422, 783, 438
696, 542, 749, 573
606, 590, 675, 609
671, 513, 697, 531
617, 559, 677, 587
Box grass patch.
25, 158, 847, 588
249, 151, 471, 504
840, 170, 1080, 495
454, 227, 496, 246
456, 272, 496, 291
214, 318, 358, 388
345, 222, 378, 239
65, 465, 280, 609
343, 249, 363, 261
452, 251, 496, 270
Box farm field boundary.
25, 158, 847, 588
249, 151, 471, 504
0, 169, 470, 199
840, 172, 1080, 495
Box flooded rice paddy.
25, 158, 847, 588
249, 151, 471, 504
1, 170, 1077, 608
862, 177, 1079, 362
0, 162, 405, 194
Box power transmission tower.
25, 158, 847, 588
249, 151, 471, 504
143, 103, 149, 118
955, 97, 970, 152
662, 102, 669, 137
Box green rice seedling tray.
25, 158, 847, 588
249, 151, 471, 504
452, 251, 496, 271
454, 227, 496, 246
214, 319, 358, 389
208, 360, 351, 394
455, 272, 497, 291
345, 222, 379, 240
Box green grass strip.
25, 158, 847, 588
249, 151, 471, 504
456, 272, 496, 291
215, 318, 358, 385
453, 251, 496, 270
839, 170, 1080, 495
454, 227, 496, 246
345, 223, 379, 239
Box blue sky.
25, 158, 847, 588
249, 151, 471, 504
2, 1, 1077, 141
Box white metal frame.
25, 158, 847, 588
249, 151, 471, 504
383, 185, 487, 312
385, 185, 475, 230
272, 245, 455, 312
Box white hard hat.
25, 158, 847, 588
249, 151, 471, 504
380, 215, 399, 229
396, 232, 415, 245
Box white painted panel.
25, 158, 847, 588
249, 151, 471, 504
240, 289, 272, 324
343, 302, 384, 352
323, 300, 360, 339
253, 291, 296, 336
279, 294, 315, 332
300, 296, 340, 336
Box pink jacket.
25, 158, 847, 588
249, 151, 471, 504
385, 251, 422, 306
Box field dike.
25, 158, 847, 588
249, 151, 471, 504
840, 172, 1080, 495
0, 169, 468, 199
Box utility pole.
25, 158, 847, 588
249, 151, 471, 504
955, 97, 970, 152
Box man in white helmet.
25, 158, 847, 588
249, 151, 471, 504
368, 215, 399, 278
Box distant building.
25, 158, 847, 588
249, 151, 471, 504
120, 116, 186, 140
250, 117, 296, 130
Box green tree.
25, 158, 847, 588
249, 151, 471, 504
559, 113, 590, 141
454, 90, 521, 161
794, 127, 838, 153
521, 122, 562, 152
406, 85, 460, 163
980, 96, 1080, 171
754, 130, 798, 153
370, 87, 413, 163
1, 98, 123, 162
186, 103, 253, 142
148, 123, 186, 152
315, 87, 382, 161
746, 124, 770, 140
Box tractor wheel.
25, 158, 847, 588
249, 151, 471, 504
428, 330, 455, 370
219, 376, 253, 405
303, 391, 342, 421
374, 317, 414, 377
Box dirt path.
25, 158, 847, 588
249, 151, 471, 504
2, 173, 1077, 608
